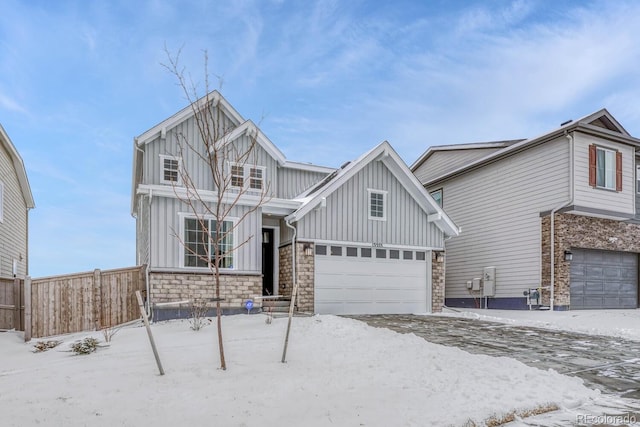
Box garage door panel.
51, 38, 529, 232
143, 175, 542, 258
315, 247, 428, 315
570, 248, 638, 310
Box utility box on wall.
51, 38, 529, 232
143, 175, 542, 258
482, 266, 496, 297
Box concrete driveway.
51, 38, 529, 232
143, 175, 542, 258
351, 314, 640, 425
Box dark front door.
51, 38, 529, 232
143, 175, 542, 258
262, 228, 275, 296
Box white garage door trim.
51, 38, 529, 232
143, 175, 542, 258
314, 243, 432, 315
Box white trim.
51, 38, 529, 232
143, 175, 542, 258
178, 213, 239, 271
367, 188, 387, 221
0, 125, 34, 209
308, 238, 444, 252
214, 120, 286, 166
0, 181, 4, 223
262, 225, 280, 296
637, 164, 640, 194
283, 160, 335, 174
426, 250, 433, 314
137, 184, 301, 211
159, 154, 182, 186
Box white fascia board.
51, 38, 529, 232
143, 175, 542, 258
0, 124, 35, 208
136, 184, 300, 211
136, 91, 244, 145
214, 120, 287, 166
283, 160, 335, 174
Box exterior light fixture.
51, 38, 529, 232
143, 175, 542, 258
303, 243, 313, 256
564, 250, 573, 262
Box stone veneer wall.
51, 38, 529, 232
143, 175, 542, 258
431, 251, 445, 313
541, 213, 640, 308
149, 271, 262, 309
278, 242, 315, 312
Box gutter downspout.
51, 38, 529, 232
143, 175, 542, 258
281, 218, 297, 363
133, 141, 152, 319
549, 131, 574, 311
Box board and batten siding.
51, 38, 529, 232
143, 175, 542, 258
135, 194, 150, 266
296, 160, 444, 248
0, 143, 28, 278
143, 115, 279, 197
277, 167, 330, 199
149, 196, 261, 272
572, 132, 635, 216
429, 136, 571, 298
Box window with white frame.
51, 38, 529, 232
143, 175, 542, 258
230, 163, 265, 190
231, 164, 244, 187
160, 155, 181, 185
637, 164, 640, 193
430, 188, 443, 207
368, 189, 387, 220
596, 147, 616, 189
183, 217, 234, 269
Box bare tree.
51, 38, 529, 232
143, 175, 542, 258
163, 48, 270, 370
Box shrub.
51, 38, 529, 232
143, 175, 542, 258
70, 337, 100, 355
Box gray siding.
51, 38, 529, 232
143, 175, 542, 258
0, 143, 28, 278
277, 167, 330, 199
136, 195, 150, 266
636, 156, 640, 218
428, 136, 571, 299
297, 160, 444, 248
414, 147, 504, 185
572, 132, 635, 215
149, 195, 261, 272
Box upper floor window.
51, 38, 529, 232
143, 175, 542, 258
368, 189, 387, 220
430, 188, 443, 207
589, 145, 621, 191
160, 155, 181, 185
637, 164, 640, 193
230, 163, 265, 191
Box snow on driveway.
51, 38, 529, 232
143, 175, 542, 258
0, 314, 597, 427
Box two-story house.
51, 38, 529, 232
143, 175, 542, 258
131, 91, 459, 318
412, 109, 640, 310
0, 125, 35, 279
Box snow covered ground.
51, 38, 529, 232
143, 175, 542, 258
0, 314, 598, 427
439, 308, 640, 342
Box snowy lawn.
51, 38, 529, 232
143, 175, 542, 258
0, 314, 598, 427
439, 308, 640, 342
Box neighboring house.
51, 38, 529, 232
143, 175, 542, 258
0, 125, 35, 279
412, 109, 640, 310
131, 91, 459, 317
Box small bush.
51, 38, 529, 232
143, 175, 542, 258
70, 337, 100, 355
101, 326, 120, 343
189, 300, 211, 331
33, 340, 61, 353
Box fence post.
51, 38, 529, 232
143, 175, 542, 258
13, 278, 21, 331
24, 276, 31, 342
93, 269, 102, 331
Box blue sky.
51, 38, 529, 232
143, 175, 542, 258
1, 0, 640, 277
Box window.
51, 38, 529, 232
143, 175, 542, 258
430, 189, 443, 207
416, 251, 426, 261
637, 164, 640, 193
315, 245, 327, 255
160, 155, 181, 185
389, 250, 400, 259
361, 248, 372, 258
589, 145, 622, 191
368, 189, 387, 220
249, 167, 263, 190
230, 164, 265, 190
403, 251, 413, 260
346, 247, 358, 257
231, 164, 244, 187
330, 246, 342, 256
184, 217, 234, 269
376, 249, 386, 259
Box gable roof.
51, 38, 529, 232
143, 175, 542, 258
286, 141, 460, 237
216, 119, 286, 166
135, 90, 245, 145
0, 124, 35, 209
420, 108, 640, 186
411, 140, 523, 183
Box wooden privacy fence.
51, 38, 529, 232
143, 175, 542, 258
24, 265, 146, 340
0, 278, 24, 331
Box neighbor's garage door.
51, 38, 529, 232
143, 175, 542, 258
570, 249, 638, 309
314, 244, 429, 315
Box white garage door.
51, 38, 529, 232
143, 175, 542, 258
314, 244, 430, 315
